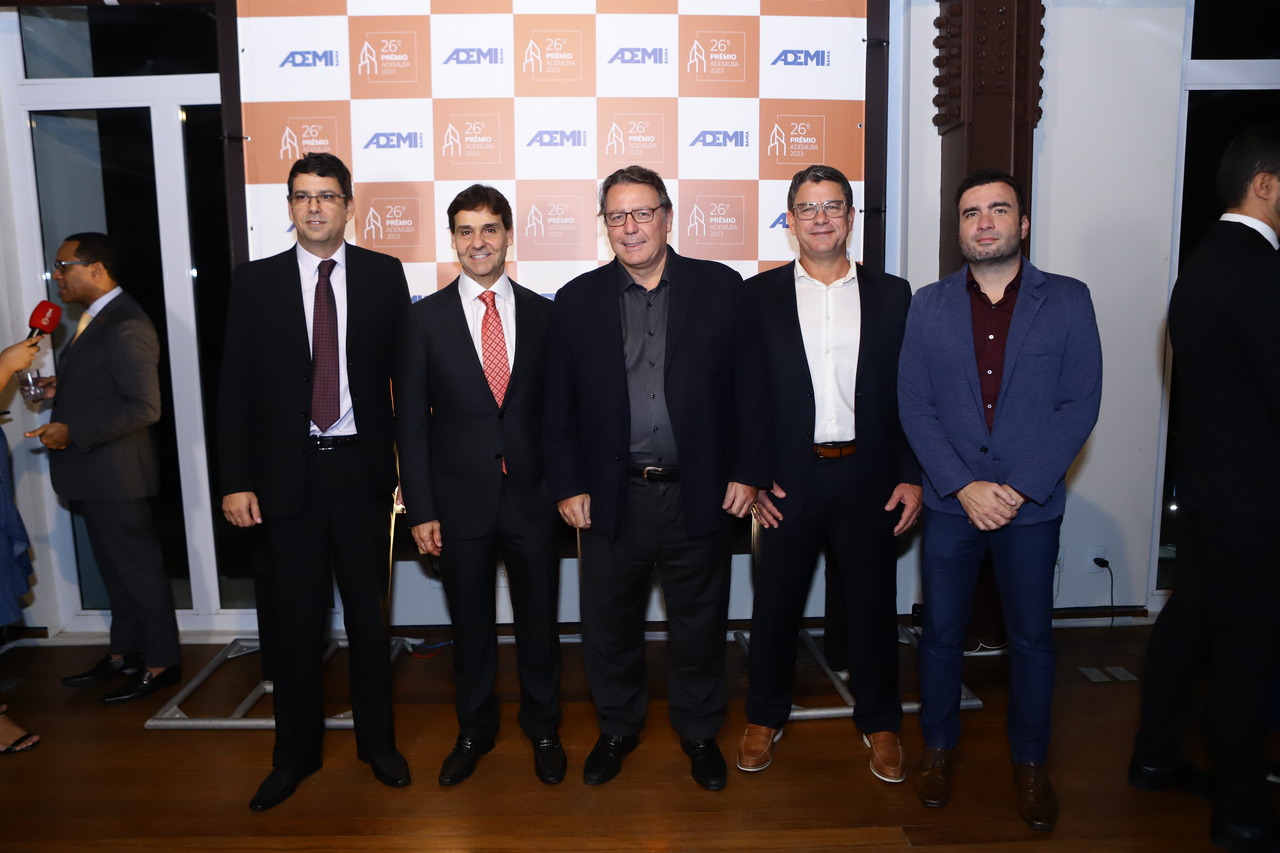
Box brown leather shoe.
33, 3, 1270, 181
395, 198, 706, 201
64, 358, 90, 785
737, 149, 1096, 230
1013, 761, 1058, 831
735, 724, 783, 772
863, 731, 906, 783
914, 746, 952, 808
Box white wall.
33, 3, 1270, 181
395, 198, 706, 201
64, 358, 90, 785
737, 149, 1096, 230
894, 0, 1188, 612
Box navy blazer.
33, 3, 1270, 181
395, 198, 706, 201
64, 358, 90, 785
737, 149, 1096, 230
897, 259, 1102, 524
396, 278, 554, 538
217, 243, 409, 517
543, 248, 772, 542
48, 290, 161, 503
746, 261, 918, 525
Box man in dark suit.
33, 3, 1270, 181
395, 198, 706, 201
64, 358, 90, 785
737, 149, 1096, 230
397, 185, 564, 787
898, 170, 1102, 831
1132, 126, 1280, 853
737, 165, 920, 781
544, 166, 770, 790
27, 232, 181, 705
218, 152, 411, 811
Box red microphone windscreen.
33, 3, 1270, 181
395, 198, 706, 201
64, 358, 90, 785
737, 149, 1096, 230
28, 300, 62, 335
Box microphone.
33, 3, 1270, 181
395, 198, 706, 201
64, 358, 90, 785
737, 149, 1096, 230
27, 300, 62, 338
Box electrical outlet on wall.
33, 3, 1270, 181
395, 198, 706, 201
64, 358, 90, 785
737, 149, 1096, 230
1086, 545, 1106, 573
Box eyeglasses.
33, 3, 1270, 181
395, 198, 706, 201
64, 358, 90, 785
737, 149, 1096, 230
791, 200, 849, 220
603, 207, 659, 227
288, 192, 348, 207
52, 259, 94, 272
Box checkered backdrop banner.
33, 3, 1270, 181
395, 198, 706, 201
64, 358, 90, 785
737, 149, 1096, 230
238, 0, 867, 299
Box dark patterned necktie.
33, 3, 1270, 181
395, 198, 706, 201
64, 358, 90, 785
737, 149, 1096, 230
310, 259, 339, 431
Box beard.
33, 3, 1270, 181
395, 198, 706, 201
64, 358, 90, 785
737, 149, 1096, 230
960, 233, 1022, 265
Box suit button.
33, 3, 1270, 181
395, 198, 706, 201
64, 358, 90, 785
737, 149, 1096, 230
494, 453, 502, 460
497, 411, 505, 420
804, 432, 812, 439
980, 446, 989, 454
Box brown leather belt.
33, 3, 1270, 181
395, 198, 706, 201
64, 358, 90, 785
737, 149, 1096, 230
813, 441, 856, 459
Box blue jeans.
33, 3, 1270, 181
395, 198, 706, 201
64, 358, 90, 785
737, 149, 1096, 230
917, 508, 1061, 764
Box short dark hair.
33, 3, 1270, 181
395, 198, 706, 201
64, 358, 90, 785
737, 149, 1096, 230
287, 152, 353, 199
786, 164, 854, 210
598, 165, 673, 215
1216, 124, 1280, 210
447, 184, 513, 232
955, 169, 1026, 219
64, 231, 118, 278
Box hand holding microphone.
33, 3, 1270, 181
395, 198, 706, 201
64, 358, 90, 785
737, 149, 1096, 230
8, 300, 63, 400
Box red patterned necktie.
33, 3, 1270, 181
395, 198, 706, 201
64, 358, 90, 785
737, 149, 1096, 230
478, 289, 510, 406
310, 258, 340, 431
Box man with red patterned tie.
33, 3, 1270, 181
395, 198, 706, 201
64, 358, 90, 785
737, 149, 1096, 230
218, 152, 411, 811
396, 184, 564, 788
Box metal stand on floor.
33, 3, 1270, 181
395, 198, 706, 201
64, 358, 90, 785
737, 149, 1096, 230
733, 624, 984, 722
145, 636, 415, 731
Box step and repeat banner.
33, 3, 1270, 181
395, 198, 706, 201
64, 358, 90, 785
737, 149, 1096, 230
237, 0, 867, 298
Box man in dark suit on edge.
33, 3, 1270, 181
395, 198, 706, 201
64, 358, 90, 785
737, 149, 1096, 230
1132, 125, 1280, 853
737, 165, 920, 781
543, 165, 771, 791
218, 152, 411, 811
28, 232, 182, 705
396, 184, 564, 787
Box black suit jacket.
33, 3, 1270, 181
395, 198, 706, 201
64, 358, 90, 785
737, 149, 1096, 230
1169, 219, 1280, 519
396, 278, 554, 538
544, 248, 771, 542
49, 290, 161, 503
217, 244, 409, 516
745, 262, 918, 525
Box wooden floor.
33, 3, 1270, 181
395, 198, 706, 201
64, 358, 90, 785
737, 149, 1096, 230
0, 624, 1269, 852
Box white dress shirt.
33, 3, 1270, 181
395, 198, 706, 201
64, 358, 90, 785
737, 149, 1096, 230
458, 272, 516, 371
794, 259, 861, 443
297, 242, 356, 436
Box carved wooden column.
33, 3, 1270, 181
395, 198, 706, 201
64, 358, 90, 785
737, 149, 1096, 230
933, 0, 1045, 276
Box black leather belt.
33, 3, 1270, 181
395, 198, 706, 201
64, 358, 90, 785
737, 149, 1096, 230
308, 434, 358, 451
814, 441, 856, 459
630, 465, 680, 482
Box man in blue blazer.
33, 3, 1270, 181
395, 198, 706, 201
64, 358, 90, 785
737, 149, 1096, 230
1132, 126, 1280, 853
898, 170, 1101, 831
544, 166, 771, 790
397, 185, 564, 787
738, 165, 920, 782
219, 153, 411, 811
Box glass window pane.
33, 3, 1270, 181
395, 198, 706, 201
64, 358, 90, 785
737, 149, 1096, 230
1191, 0, 1280, 61
20, 5, 218, 79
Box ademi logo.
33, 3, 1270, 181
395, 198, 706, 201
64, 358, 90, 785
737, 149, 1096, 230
363, 132, 424, 150
608, 47, 667, 65
442, 47, 504, 65
280, 50, 339, 68
526, 130, 587, 148
771, 49, 831, 66
768, 211, 790, 229
689, 130, 750, 148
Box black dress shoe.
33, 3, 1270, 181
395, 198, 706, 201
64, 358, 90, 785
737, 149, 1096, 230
438, 736, 495, 786
362, 750, 410, 787
583, 733, 639, 785
249, 765, 321, 812
62, 653, 143, 687
533, 736, 567, 785
1128, 754, 1214, 798
1210, 816, 1280, 853
681, 738, 727, 791
101, 666, 182, 705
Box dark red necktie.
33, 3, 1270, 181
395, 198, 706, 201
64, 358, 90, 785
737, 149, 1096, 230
479, 290, 510, 406
310, 259, 340, 431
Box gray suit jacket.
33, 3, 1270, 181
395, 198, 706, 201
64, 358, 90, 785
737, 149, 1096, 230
48, 290, 161, 503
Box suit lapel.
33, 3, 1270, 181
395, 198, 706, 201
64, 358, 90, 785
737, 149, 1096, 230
446, 280, 500, 409
943, 269, 986, 419
343, 245, 370, 358
507, 281, 535, 403
766, 263, 810, 384
998, 261, 1047, 403
663, 249, 690, 367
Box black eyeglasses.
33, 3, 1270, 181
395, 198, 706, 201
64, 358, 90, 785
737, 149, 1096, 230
603, 208, 659, 227
791, 200, 849, 220
288, 192, 348, 207
52, 259, 94, 272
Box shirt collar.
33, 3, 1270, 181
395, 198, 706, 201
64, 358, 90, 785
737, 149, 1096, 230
459, 271, 513, 303
296, 241, 348, 275
794, 257, 858, 289
85, 285, 123, 317
966, 261, 1024, 306
1221, 213, 1280, 250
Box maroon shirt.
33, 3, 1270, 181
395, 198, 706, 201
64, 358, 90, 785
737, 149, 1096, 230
968, 265, 1023, 432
